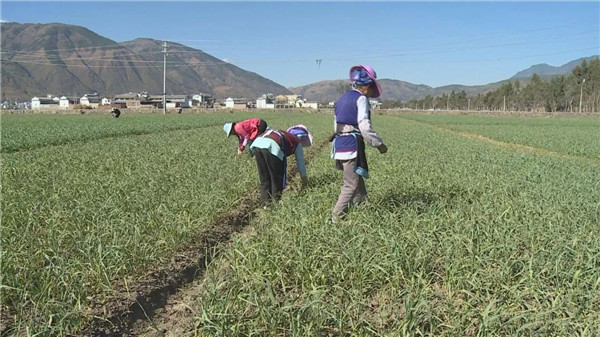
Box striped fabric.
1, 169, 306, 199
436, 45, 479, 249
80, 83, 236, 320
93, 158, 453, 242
331, 132, 358, 160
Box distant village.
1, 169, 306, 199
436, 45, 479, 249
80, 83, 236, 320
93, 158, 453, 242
1, 92, 328, 111
2, 92, 383, 111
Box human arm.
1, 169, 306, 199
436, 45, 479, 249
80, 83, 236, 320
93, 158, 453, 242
294, 145, 307, 186
356, 96, 386, 151
234, 124, 251, 151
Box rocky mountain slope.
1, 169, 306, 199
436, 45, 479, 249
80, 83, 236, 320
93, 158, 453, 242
1, 22, 596, 103
0, 22, 291, 101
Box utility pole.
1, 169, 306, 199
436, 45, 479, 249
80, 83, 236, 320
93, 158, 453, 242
468, 98, 471, 111
579, 78, 585, 113
162, 41, 168, 115
503, 95, 506, 112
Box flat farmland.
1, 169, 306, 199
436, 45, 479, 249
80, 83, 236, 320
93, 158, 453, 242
1, 112, 599, 336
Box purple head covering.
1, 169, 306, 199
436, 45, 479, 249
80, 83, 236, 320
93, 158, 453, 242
349, 64, 381, 98
286, 124, 313, 147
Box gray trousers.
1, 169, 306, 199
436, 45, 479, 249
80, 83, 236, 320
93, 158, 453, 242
332, 159, 367, 217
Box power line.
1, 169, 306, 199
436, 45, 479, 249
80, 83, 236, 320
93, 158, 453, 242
2, 25, 596, 61
2, 45, 597, 69
1, 26, 597, 69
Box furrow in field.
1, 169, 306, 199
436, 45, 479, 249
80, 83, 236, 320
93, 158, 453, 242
77, 137, 331, 337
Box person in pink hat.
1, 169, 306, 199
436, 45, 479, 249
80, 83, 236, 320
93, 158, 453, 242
330, 64, 388, 222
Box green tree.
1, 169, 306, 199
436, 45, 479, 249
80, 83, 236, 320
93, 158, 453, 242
547, 76, 566, 112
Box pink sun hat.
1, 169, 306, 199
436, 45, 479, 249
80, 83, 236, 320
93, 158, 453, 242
349, 64, 382, 98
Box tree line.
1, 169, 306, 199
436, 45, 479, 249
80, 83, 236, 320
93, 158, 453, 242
383, 57, 599, 113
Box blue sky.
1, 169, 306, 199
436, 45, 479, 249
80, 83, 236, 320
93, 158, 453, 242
1, 1, 598, 88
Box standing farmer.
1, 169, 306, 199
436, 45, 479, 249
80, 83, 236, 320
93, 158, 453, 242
250, 125, 312, 204
223, 118, 268, 156
331, 65, 388, 222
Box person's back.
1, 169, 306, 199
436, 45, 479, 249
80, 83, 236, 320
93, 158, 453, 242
331, 64, 388, 222
250, 126, 312, 204
223, 118, 268, 156
334, 90, 363, 128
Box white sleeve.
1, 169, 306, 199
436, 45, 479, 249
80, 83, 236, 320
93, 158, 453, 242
357, 96, 384, 147
356, 95, 370, 123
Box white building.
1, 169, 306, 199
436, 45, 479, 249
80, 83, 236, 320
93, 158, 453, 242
295, 99, 318, 109
225, 97, 248, 109
59, 96, 79, 109
80, 94, 100, 108
166, 95, 192, 108
31, 96, 59, 109
192, 93, 215, 108
256, 94, 275, 109
369, 99, 382, 109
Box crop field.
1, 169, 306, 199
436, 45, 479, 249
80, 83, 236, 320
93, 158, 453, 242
1, 111, 599, 336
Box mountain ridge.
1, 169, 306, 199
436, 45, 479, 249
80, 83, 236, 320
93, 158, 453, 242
510, 56, 598, 80
1, 22, 292, 101
1, 22, 596, 103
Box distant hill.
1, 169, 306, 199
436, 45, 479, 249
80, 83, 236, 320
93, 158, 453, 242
289, 79, 505, 103
510, 56, 599, 80
290, 56, 598, 103
290, 79, 440, 103
1, 22, 596, 103
0, 22, 292, 101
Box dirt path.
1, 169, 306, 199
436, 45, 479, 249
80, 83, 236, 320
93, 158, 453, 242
79, 195, 259, 336
77, 138, 331, 336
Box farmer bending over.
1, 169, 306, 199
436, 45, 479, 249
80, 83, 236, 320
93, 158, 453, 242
223, 118, 268, 156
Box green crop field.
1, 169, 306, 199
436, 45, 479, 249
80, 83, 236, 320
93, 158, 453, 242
1, 112, 599, 336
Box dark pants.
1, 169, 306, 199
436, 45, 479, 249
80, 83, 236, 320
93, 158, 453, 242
254, 148, 284, 203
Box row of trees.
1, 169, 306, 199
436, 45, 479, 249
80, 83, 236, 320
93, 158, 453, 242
385, 57, 599, 113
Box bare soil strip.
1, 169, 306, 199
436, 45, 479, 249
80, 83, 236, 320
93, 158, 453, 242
77, 195, 260, 337
74, 138, 331, 337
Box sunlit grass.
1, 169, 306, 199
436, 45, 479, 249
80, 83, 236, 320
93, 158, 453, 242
400, 114, 600, 159
194, 115, 600, 336
2, 112, 599, 335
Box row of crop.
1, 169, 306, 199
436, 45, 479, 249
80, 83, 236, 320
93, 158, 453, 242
399, 114, 600, 159
0, 112, 334, 335
191, 115, 600, 335
4, 112, 599, 335
0, 112, 300, 153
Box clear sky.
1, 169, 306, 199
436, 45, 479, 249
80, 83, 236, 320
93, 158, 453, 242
1, 1, 598, 88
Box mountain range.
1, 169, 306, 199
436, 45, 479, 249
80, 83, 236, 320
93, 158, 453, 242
1, 22, 597, 103
1, 22, 291, 102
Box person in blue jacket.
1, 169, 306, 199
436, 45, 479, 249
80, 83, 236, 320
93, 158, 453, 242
330, 65, 388, 222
